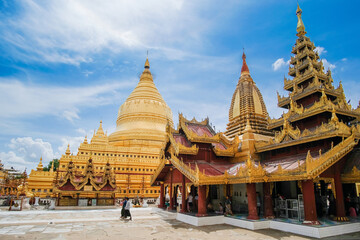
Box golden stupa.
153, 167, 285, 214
225, 52, 272, 139
109, 57, 173, 147
27, 57, 174, 202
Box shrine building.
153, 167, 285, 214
151, 4, 360, 227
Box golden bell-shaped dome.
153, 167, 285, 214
225, 53, 271, 138
108, 57, 173, 147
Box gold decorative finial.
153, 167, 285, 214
145, 54, 150, 69
65, 144, 71, 155
36, 157, 44, 171
296, 3, 306, 36
241, 50, 250, 76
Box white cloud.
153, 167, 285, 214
0, 134, 94, 171
62, 110, 80, 122
0, 1, 225, 65
341, 58, 347, 62
0, 79, 135, 121
314, 46, 327, 56
322, 59, 336, 71
0, 137, 55, 171
55, 136, 85, 158
76, 128, 87, 135
272, 58, 290, 71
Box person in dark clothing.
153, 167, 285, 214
124, 197, 132, 221
120, 198, 127, 219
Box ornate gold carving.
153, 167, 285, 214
57, 158, 117, 192
274, 117, 301, 143
306, 133, 358, 178
341, 166, 360, 183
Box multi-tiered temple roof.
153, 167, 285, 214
226, 53, 272, 138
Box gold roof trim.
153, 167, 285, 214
269, 93, 359, 129
179, 114, 221, 143
168, 131, 199, 156
56, 158, 116, 192
306, 133, 358, 178
258, 116, 353, 151
341, 166, 360, 183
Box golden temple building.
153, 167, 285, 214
7, 4, 360, 218
152, 4, 360, 226
26, 58, 174, 205
27, 157, 55, 198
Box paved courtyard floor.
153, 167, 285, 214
0, 208, 359, 240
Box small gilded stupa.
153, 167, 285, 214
109, 57, 173, 148
225, 52, 272, 139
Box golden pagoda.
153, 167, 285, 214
49, 57, 174, 205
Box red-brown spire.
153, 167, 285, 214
241, 52, 250, 75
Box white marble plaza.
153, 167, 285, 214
0, 208, 359, 240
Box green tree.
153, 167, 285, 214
43, 159, 59, 171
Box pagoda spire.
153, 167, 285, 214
241, 51, 250, 76
145, 55, 150, 69
96, 120, 104, 136
36, 157, 44, 171
296, 3, 306, 37
50, 160, 54, 173
65, 144, 71, 155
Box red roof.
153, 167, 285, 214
187, 160, 238, 176
212, 142, 227, 150
186, 123, 214, 137
173, 133, 191, 147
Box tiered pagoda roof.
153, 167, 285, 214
151, 4, 360, 187
54, 157, 117, 193
254, 4, 360, 183
151, 114, 240, 185
225, 53, 272, 138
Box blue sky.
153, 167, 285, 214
0, 0, 359, 171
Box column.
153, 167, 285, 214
196, 185, 207, 216
302, 180, 320, 225
263, 182, 274, 219
173, 186, 178, 210
334, 169, 348, 221
169, 169, 173, 211
159, 182, 165, 208
181, 175, 187, 213
76, 193, 80, 206
247, 183, 259, 220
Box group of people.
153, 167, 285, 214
206, 196, 233, 216
120, 197, 132, 221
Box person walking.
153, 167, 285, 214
124, 197, 132, 221
120, 198, 126, 219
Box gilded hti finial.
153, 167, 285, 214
241, 51, 250, 76
37, 157, 44, 171
144, 52, 150, 69
296, 3, 306, 36
65, 144, 71, 155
